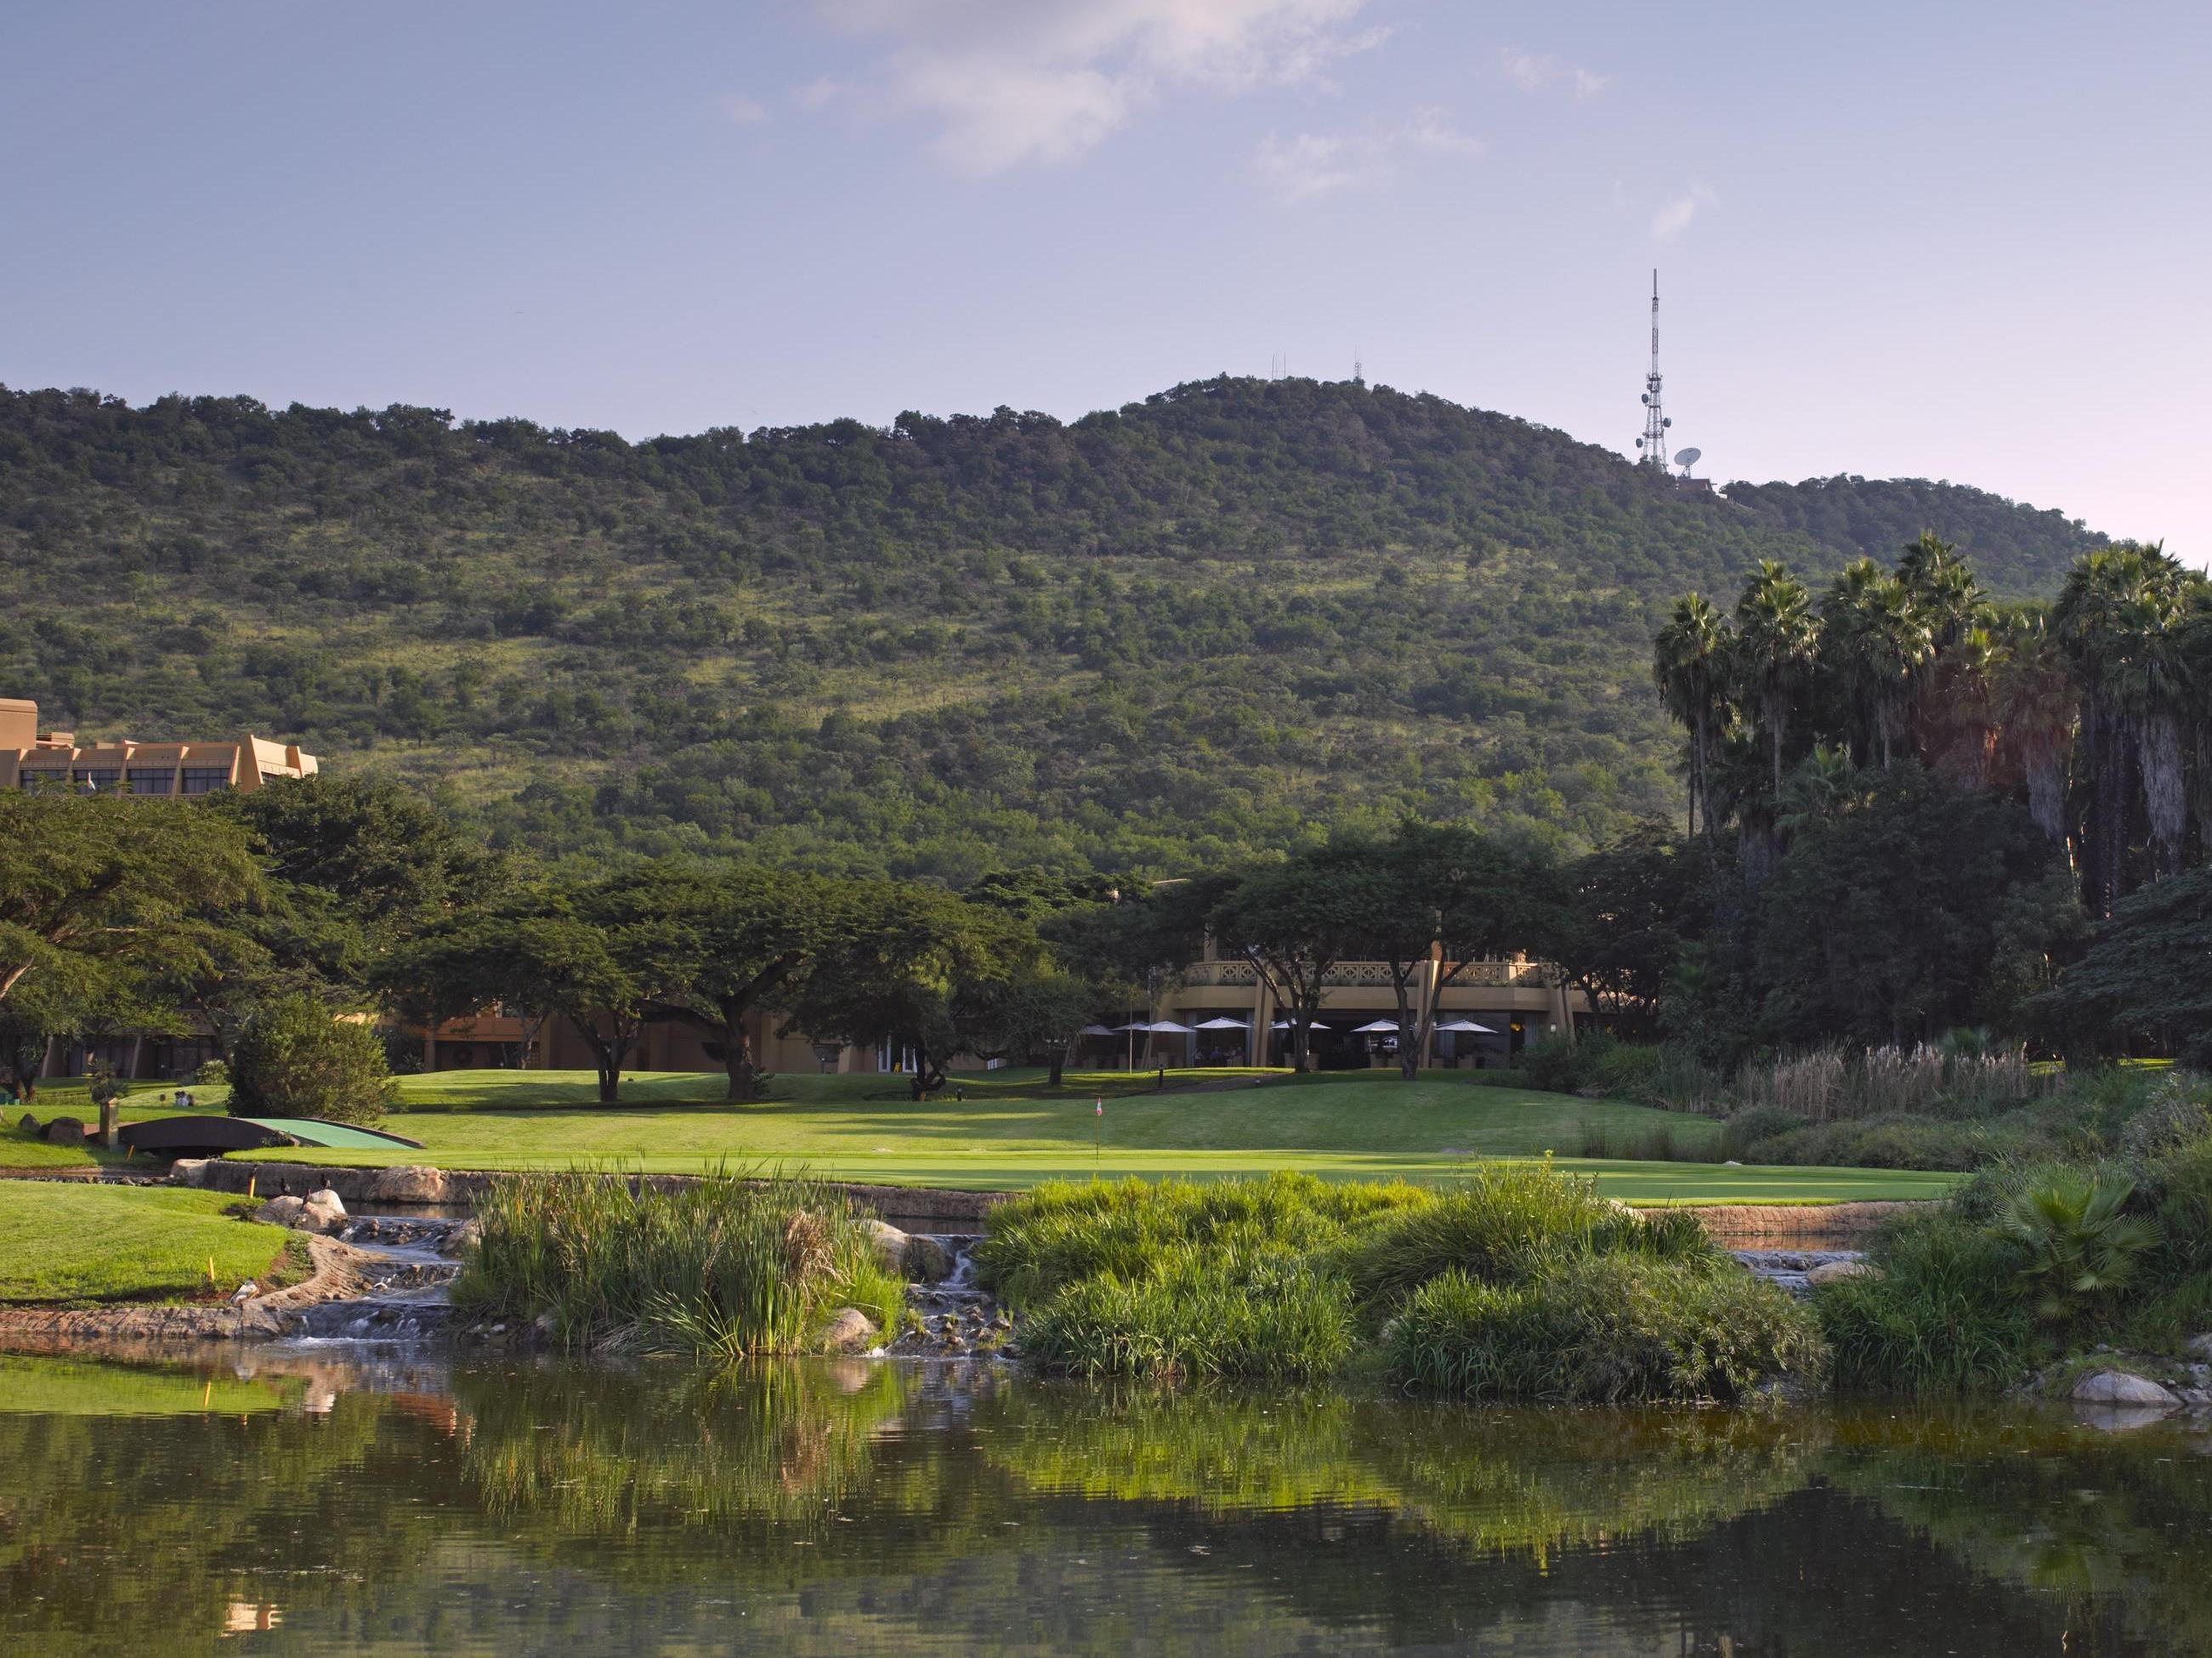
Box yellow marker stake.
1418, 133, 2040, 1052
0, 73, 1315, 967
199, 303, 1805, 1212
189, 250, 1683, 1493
207, 1255, 217, 1286
247, 1174, 256, 1199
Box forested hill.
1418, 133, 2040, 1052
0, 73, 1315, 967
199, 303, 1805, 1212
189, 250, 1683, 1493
0, 376, 2109, 882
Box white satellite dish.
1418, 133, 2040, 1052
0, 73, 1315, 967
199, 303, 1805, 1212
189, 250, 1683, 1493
1673, 446, 1702, 469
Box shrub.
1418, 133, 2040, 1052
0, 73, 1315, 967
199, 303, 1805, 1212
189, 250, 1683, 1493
1337, 1163, 1716, 1311
2120, 1073, 2212, 1170
226, 994, 397, 1124
1385, 1255, 1827, 1403
1019, 1247, 1355, 1382
193, 1059, 230, 1087
454, 1169, 905, 1357
1997, 1171, 2157, 1326
1814, 1215, 2039, 1395
1716, 1104, 1806, 1161
1517, 1032, 1589, 1094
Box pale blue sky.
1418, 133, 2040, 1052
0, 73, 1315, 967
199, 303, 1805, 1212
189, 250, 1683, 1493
4, 2, 2208, 557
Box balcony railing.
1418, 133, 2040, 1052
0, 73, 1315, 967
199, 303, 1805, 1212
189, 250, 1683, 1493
1177, 959, 1546, 990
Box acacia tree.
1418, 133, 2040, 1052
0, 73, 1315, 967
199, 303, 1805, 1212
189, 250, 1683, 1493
619, 864, 841, 1102
1328, 825, 1526, 1080
0, 792, 264, 1033
383, 883, 672, 1104
1207, 850, 1380, 1073
781, 883, 1021, 1100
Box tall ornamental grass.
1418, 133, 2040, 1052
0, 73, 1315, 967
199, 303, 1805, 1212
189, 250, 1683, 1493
980, 1164, 1823, 1400
454, 1169, 905, 1358
1386, 1255, 1828, 1404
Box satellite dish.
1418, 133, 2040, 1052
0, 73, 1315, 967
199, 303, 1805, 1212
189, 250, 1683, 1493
1674, 447, 1702, 468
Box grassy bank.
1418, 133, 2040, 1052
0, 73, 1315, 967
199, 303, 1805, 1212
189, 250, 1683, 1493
0, 1184, 302, 1303
979, 1167, 1827, 1400
452, 1171, 905, 1356
1808, 1074, 2212, 1395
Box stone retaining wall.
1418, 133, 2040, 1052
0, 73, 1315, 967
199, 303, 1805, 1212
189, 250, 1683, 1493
167, 1159, 1010, 1226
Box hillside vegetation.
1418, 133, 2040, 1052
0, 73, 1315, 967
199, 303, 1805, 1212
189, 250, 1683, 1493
0, 376, 2107, 878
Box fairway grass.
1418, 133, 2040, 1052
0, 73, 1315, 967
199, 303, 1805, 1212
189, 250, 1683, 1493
0, 1184, 300, 1304
204, 1066, 1954, 1205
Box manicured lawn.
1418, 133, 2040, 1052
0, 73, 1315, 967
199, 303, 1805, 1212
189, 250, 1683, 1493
0, 1184, 299, 1303
204, 1066, 1955, 1204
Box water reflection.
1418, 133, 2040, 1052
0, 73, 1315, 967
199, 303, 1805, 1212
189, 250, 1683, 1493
0, 1345, 2205, 1655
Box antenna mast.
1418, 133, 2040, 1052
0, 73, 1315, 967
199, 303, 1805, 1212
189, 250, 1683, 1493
1636, 269, 1670, 469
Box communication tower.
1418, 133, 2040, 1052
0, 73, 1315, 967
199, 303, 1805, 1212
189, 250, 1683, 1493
1634, 270, 1671, 469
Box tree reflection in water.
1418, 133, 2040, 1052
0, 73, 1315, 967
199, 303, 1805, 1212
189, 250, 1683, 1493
0, 1348, 2203, 1656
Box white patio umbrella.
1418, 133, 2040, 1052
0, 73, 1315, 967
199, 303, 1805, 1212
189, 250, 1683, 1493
1147, 1019, 1194, 1034
1269, 1019, 1330, 1030
1114, 1021, 1154, 1032
1435, 1019, 1497, 1034
1078, 1025, 1118, 1036
1351, 1019, 1399, 1034
1193, 1017, 1250, 1030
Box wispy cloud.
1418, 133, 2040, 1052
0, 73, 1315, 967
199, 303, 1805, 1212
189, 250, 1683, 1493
792, 77, 843, 111
1253, 105, 1483, 202
1498, 48, 1610, 98
723, 94, 769, 125
807, 0, 1389, 173
1652, 183, 1718, 239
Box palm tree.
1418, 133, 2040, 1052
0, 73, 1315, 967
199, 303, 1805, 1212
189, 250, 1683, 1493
1924, 624, 1999, 791
1732, 561, 1821, 802
1652, 593, 1733, 843
1776, 746, 1859, 838
1896, 531, 1984, 650
2055, 542, 2197, 905
1822, 560, 1933, 770
1989, 609, 2077, 851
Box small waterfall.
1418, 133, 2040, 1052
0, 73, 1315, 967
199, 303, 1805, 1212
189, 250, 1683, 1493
1730, 1248, 1866, 1297
889, 1235, 1015, 1359
288, 1217, 466, 1343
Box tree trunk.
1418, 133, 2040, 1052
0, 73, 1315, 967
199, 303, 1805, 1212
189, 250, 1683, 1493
1048, 1045, 1067, 1087
2140, 711, 2186, 881
721, 1017, 760, 1102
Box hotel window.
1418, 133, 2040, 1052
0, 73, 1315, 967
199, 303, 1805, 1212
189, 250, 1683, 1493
127, 768, 177, 795
180, 766, 233, 795
72, 767, 122, 789
18, 770, 68, 792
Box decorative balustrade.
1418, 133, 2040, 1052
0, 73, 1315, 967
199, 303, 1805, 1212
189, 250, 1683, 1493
1176, 959, 1546, 991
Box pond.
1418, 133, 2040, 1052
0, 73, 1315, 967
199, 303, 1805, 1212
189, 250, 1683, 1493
2, 1347, 2209, 1655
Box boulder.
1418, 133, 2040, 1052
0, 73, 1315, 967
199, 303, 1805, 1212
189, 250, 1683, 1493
2186, 1332, 2212, 1361
17, 1113, 39, 1134
814, 1306, 880, 1354
41, 1117, 86, 1146
169, 1158, 213, 1188
902, 1234, 956, 1283
861, 1218, 913, 1275
1806, 1260, 1875, 1286
300, 1189, 348, 1233
363, 1165, 456, 1205
254, 1195, 307, 1228
2072, 1370, 2182, 1409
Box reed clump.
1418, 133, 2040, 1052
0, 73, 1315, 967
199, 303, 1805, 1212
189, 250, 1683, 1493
982, 1164, 1823, 1400
453, 1168, 905, 1359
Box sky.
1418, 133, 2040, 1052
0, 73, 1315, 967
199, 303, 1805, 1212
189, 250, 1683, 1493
4, 1, 2209, 558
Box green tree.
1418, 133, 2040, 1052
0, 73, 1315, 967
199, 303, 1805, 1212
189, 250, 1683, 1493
1208, 849, 1381, 1072
227, 991, 397, 1125
1820, 559, 1932, 771
0, 792, 264, 1020
780, 883, 1021, 1100
1651, 593, 1734, 843
1731, 561, 1822, 802
617, 864, 842, 1102
2037, 865, 2212, 1065
1750, 766, 2058, 1047
384, 883, 674, 1104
